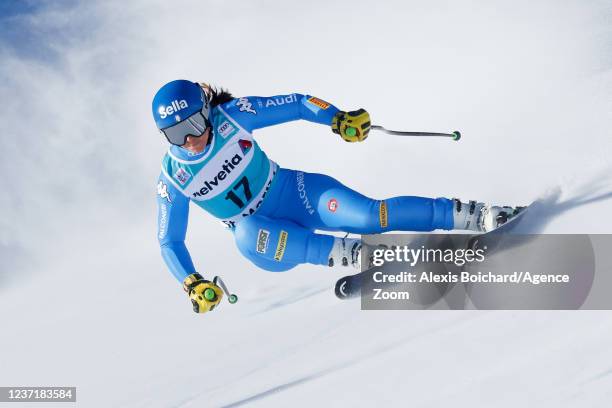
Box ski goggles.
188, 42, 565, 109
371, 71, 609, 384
161, 110, 210, 146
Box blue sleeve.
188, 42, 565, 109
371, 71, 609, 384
222, 93, 341, 133
157, 172, 196, 283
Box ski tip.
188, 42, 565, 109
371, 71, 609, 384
452, 131, 461, 141
335, 279, 351, 299
334, 275, 362, 300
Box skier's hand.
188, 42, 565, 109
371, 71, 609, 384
183, 273, 223, 314
332, 109, 371, 142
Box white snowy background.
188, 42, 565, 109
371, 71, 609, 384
1, 0, 611, 406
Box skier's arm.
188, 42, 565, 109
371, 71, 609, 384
157, 174, 225, 314
156, 173, 196, 283
224, 94, 340, 132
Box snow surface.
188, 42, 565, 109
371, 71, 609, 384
1, 1, 611, 407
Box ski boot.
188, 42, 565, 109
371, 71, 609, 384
453, 199, 525, 233
328, 236, 362, 270
327, 236, 392, 271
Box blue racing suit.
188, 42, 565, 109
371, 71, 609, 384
156, 94, 455, 282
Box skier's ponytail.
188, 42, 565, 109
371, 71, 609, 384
199, 83, 234, 107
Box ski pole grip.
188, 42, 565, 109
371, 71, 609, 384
213, 276, 239, 305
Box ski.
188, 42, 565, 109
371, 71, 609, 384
335, 272, 364, 299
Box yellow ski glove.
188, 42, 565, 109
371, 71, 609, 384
332, 109, 371, 142
183, 273, 223, 314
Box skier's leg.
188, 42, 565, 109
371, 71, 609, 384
232, 214, 335, 272
262, 170, 524, 234
268, 170, 455, 233
253, 169, 524, 270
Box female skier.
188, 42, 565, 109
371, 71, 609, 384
154, 80, 520, 313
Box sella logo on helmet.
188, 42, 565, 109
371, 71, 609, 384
158, 99, 189, 119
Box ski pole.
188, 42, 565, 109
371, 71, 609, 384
369, 125, 461, 141
212, 276, 238, 304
